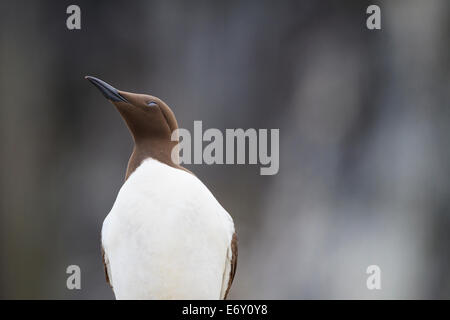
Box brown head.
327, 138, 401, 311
86, 76, 184, 180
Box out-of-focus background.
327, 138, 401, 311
0, 0, 449, 299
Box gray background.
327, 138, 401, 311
1, 0, 449, 299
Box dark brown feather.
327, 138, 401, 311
101, 245, 112, 288
224, 232, 238, 299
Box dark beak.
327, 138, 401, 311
85, 76, 128, 103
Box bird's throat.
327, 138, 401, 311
125, 140, 185, 180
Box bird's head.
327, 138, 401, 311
85, 76, 178, 142
86, 76, 182, 178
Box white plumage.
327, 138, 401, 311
101, 158, 235, 299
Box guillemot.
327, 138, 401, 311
86, 76, 237, 299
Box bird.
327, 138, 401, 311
85, 76, 237, 299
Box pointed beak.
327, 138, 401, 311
85, 76, 128, 103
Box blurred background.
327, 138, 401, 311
0, 0, 449, 299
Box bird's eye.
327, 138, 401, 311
147, 101, 158, 107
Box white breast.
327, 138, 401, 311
101, 158, 235, 299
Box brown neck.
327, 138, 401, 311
124, 139, 189, 180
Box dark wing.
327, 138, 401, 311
101, 245, 113, 288
223, 232, 238, 299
